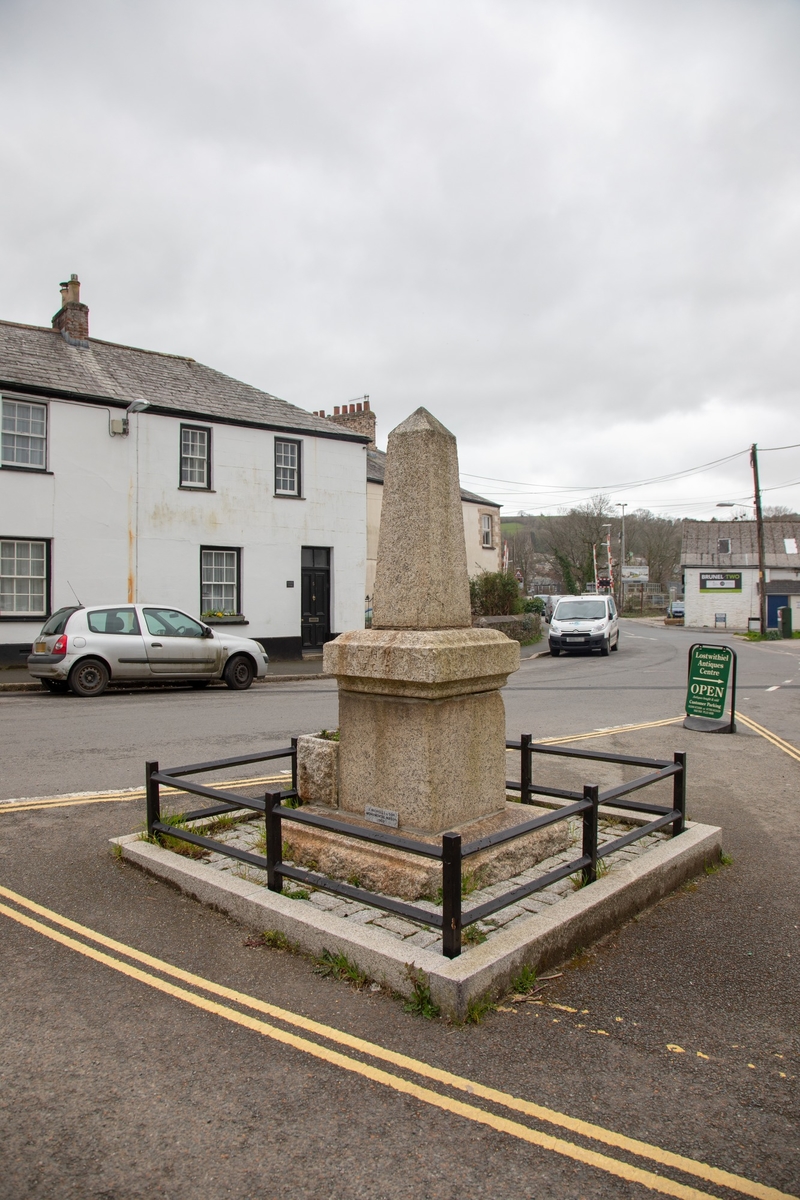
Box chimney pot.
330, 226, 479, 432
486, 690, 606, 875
364, 399, 370, 411
52, 273, 89, 342
356, 402, 362, 412
334, 406, 340, 415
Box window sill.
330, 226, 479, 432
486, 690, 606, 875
179, 486, 216, 492
203, 615, 249, 625
0, 614, 48, 621
1, 465, 53, 475
274, 493, 305, 500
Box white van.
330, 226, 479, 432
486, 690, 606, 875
549, 595, 620, 657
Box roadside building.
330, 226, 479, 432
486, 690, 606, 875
681, 520, 800, 630
314, 402, 502, 601
0, 276, 369, 667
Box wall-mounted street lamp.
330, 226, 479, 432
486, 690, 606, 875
110, 398, 150, 436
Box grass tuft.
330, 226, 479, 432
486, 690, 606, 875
465, 993, 496, 1024
315, 949, 368, 988
462, 925, 487, 946
511, 964, 538, 994
402, 966, 440, 1019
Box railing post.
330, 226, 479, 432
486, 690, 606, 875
581, 783, 599, 885
441, 833, 462, 959
146, 761, 160, 836
290, 736, 298, 796
672, 751, 686, 837
520, 733, 532, 804
265, 789, 283, 893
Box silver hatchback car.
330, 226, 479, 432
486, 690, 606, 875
27, 604, 269, 696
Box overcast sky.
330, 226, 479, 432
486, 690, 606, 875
2, 0, 799, 518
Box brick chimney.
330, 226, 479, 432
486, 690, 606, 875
318, 397, 376, 448
52, 274, 89, 343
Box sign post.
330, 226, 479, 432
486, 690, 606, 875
684, 643, 737, 734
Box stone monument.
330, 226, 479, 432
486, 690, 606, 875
324, 407, 520, 834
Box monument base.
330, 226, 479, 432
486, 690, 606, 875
281, 801, 572, 902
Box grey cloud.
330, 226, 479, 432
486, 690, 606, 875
1, 0, 799, 515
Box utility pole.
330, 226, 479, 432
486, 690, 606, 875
750, 443, 767, 635
616, 503, 627, 608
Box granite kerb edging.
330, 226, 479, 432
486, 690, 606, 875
112, 821, 721, 1020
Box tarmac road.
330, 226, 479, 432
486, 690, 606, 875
0, 620, 798, 1199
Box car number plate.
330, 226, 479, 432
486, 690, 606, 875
565, 635, 586, 641
34, 641, 47, 652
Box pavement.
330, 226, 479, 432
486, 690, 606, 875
0, 619, 797, 1199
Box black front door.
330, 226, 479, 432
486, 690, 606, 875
301, 547, 330, 649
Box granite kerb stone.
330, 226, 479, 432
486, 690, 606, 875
112, 820, 721, 1020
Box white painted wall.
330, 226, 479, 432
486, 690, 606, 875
1, 399, 366, 647
683, 568, 759, 630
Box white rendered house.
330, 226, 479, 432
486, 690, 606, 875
0, 277, 368, 666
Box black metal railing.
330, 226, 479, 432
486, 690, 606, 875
145, 735, 686, 960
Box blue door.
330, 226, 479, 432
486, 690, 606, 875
767, 595, 788, 628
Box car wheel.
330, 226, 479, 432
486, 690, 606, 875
190, 680, 211, 689
41, 679, 69, 693
550, 646, 561, 657
69, 658, 110, 697
611, 634, 619, 651
600, 638, 610, 657
223, 654, 255, 690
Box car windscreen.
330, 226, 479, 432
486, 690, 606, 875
39, 606, 79, 635
553, 600, 606, 621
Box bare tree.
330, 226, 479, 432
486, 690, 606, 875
542, 495, 614, 592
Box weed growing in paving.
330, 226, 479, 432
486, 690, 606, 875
720, 851, 734, 866
570, 858, 609, 889
315, 949, 368, 988
511, 964, 538, 994
243, 929, 298, 951
285, 888, 310, 901
139, 814, 210, 860
465, 993, 496, 1024
202, 812, 242, 836
403, 966, 440, 1019
111, 842, 123, 860
462, 924, 487, 946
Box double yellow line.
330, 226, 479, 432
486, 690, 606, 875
0, 884, 794, 1200
0, 773, 292, 815
735, 713, 800, 764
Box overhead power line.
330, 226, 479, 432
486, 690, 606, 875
460, 448, 749, 496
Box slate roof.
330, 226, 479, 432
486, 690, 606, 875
681, 521, 800, 569
0, 320, 367, 441
366, 447, 498, 507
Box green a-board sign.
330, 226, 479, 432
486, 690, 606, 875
684, 644, 736, 733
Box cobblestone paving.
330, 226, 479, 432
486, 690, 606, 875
181, 814, 670, 956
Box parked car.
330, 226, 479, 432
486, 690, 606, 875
549, 595, 620, 656
666, 600, 685, 618
27, 604, 269, 696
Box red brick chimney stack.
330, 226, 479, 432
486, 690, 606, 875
52, 274, 89, 342
320, 396, 376, 447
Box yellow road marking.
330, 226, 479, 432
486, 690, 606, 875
734, 713, 800, 764
0, 900, 726, 1200
0, 885, 793, 1200
502, 717, 685, 753
538, 717, 685, 745
0, 773, 292, 814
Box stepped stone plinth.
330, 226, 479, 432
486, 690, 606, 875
323, 408, 519, 835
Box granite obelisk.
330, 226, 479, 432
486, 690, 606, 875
324, 408, 519, 834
